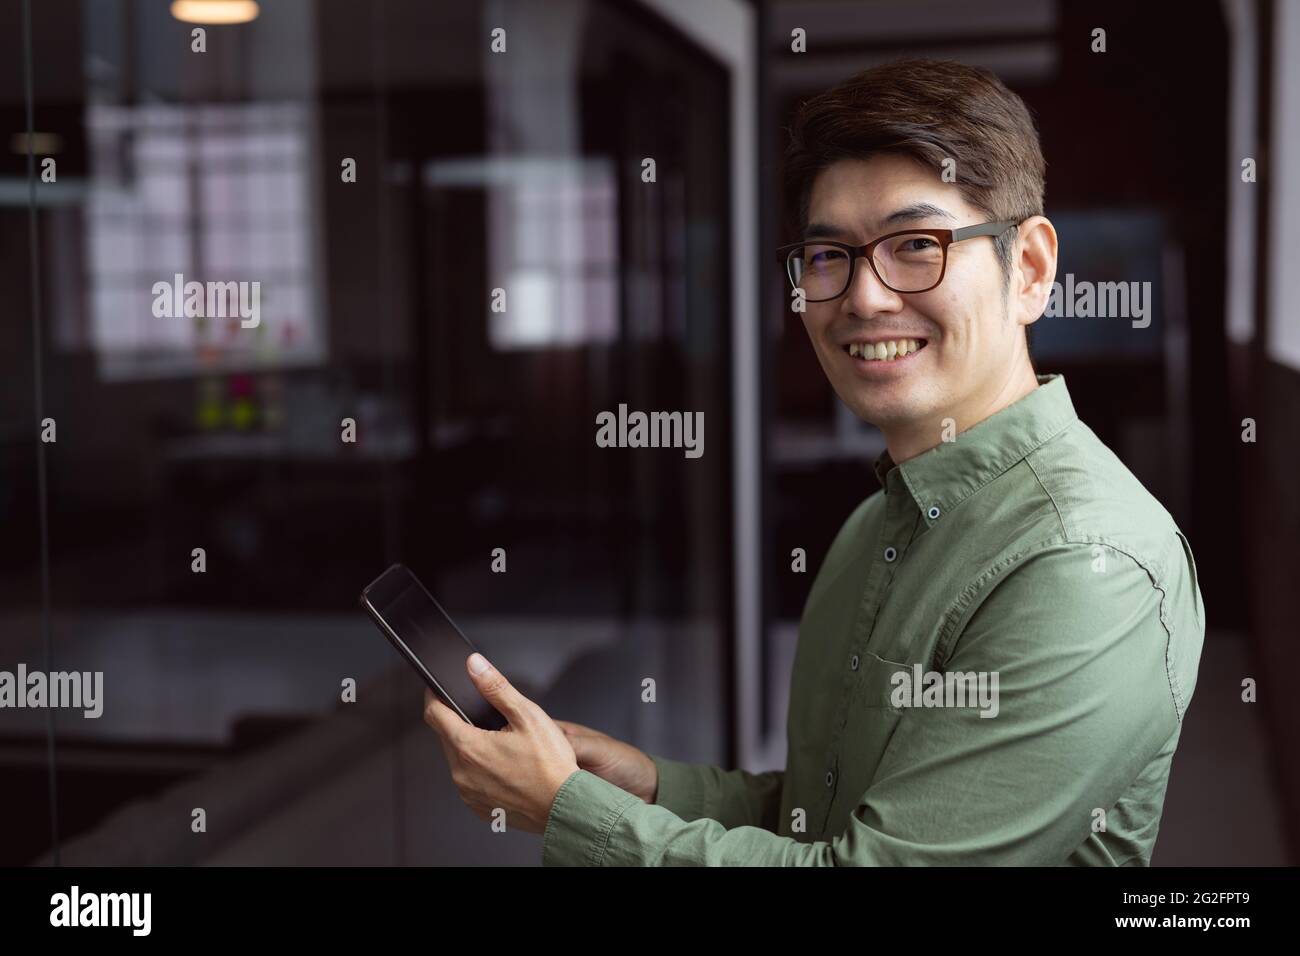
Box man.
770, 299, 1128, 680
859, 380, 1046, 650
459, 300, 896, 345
424, 58, 1205, 866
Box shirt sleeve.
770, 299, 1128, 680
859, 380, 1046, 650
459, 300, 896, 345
541, 542, 1189, 866
648, 754, 784, 830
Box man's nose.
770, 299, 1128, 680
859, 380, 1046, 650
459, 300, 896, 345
844, 254, 905, 313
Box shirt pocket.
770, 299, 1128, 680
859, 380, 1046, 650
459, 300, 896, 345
844, 652, 913, 798
857, 651, 913, 711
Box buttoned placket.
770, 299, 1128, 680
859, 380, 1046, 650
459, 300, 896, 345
817, 466, 923, 834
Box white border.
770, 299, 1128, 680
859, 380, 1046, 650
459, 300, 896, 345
1267, 0, 1300, 369
1223, 0, 1257, 346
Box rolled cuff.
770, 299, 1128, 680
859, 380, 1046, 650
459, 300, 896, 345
541, 769, 644, 866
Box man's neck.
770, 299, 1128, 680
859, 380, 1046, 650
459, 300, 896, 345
884, 362, 1041, 465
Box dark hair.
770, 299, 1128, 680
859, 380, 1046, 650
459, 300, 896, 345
783, 57, 1046, 363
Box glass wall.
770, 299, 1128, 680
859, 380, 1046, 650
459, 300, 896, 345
1, 0, 734, 865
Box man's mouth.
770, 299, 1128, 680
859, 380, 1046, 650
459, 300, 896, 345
842, 337, 928, 363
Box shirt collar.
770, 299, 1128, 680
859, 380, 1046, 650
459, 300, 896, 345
871, 373, 1078, 527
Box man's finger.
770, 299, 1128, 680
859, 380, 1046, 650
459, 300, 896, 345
464, 653, 532, 726
424, 687, 472, 745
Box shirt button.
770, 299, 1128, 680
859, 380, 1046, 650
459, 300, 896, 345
850, 654, 860, 670
825, 771, 834, 788
927, 505, 941, 520
883, 546, 897, 562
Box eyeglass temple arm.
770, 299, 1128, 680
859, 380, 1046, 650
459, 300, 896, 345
951, 220, 1019, 242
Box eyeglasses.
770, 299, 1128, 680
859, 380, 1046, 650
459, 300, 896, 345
776, 220, 1019, 301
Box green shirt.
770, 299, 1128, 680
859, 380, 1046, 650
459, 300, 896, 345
542, 373, 1205, 865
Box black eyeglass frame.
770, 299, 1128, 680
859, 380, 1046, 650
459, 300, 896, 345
776, 220, 1020, 300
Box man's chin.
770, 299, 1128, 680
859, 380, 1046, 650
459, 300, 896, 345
841, 387, 926, 430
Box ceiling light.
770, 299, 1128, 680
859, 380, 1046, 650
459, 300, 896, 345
170, 1, 260, 25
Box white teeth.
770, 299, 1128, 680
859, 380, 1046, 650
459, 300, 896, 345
845, 338, 926, 362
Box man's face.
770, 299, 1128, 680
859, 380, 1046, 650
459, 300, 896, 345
798, 153, 1027, 435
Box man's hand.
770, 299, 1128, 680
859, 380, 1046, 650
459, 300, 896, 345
423, 653, 580, 834
553, 720, 658, 804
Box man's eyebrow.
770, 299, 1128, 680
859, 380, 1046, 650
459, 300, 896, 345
802, 221, 853, 241
803, 203, 956, 241
882, 202, 956, 226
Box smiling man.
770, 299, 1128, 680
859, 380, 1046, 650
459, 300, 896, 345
425, 58, 1206, 866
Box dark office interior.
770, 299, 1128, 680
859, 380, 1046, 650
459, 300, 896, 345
1, 0, 1294, 866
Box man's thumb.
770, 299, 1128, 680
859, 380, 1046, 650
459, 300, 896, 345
466, 653, 527, 722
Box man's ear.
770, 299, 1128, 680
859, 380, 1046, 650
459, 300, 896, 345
1012, 216, 1057, 330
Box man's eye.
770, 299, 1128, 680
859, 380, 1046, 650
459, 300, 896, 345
809, 249, 845, 265
900, 237, 937, 252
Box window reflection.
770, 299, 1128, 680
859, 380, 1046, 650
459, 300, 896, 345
85, 102, 325, 380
